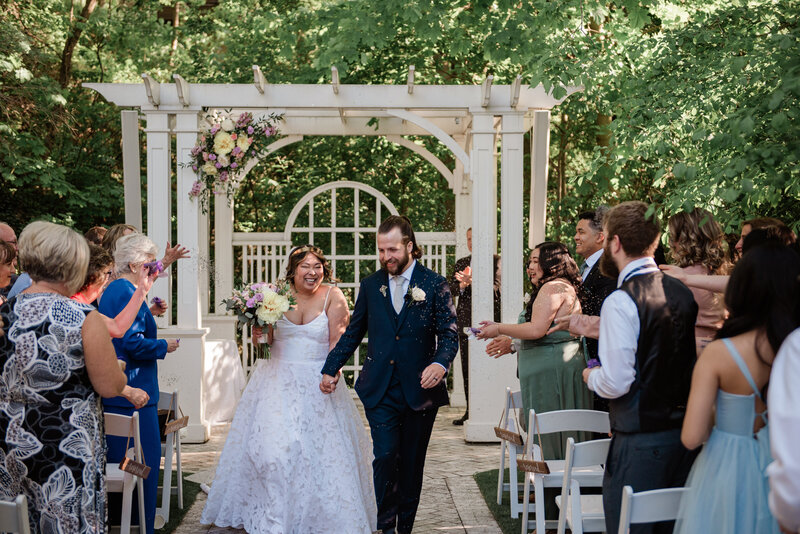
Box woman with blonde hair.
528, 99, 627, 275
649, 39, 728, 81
0, 221, 127, 533
668, 208, 729, 354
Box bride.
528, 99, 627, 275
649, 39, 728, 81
201, 245, 377, 533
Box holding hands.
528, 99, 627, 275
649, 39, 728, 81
319, 372, 340, 394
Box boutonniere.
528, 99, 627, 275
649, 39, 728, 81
523, 292, 531, 305
379, 285, 388, 297
407, 285, 426, 303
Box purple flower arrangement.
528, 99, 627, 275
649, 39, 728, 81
184, 110, 283, 212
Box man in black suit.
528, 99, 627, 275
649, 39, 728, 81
574, 207, 616, 411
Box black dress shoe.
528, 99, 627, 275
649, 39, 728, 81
452, 412, 468, 426
381, 528, 396, 534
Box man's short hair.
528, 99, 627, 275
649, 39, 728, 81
378, 215, 423, 260
604, 201, 661, 258
578, 206, 609, 233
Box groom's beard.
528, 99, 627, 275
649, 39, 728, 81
381, 251, 411, 275
599, 247, 620, 280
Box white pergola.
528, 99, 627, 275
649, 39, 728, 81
85, 68, 581, 443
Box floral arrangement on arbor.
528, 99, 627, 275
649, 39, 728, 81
186, 110, 282, 211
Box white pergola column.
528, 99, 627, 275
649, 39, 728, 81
144, 112, 172, 328
528, 111, 551, 248
156, 110, 210, 443
121, 110, 142, 231
500, 113, 526, 324
466, 112, 517, 442
202, 194, 237, 341
449, 134, 469, 409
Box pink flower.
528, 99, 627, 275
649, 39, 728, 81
190, 181, 203, 197
230, 133, 238, 140
202, 152, 209, 161
219, 171, 229, 182
210, 124, 220, 134
191, 146, 202, 156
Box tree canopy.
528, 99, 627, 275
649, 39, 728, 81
2, 0, 798, 242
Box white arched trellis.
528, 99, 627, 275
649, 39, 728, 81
87, 73, 582, 443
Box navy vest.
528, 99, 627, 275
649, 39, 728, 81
609, 271, 698, 433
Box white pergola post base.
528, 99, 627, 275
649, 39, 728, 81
87, 75, 579, 443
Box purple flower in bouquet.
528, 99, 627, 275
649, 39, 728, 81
246, 297, 256, 308
190, 181, 203, 196
215, 162, 222, 169
219, 171, 229, 182
255, 292, 264, 302
232, 146, 242, 156
209, 153, 217, 161
264, 126, 275, 137
251, 282, 265, 290
192, 165, 198, 172
230, 162, 238, 169
247, 125, 254, 135
210, 124, 220, 134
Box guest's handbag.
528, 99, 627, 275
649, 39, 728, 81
493, 395, 524, 447
118, 419, 151, 480
516, 414, 551, 475
163, 404, 189, 436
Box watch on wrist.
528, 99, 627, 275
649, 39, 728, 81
510, 341, 517, 354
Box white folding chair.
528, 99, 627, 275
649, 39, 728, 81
520, 409, 610, 534
496, 388, 527, 518
155, 389, 184, 527
0, 495, 31, 534
617, 485, 687, 534
555, 437, 611, 534
105, 411, 147, 534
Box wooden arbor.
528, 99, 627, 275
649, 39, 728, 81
85, 69, 581, 442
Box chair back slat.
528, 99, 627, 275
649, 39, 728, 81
534, 409, 611, 435
157, 390, 176, 411
104, 412, 135, 438
0, 495, 31, 534
570, 438, 611, 468
625, 486, 687, 525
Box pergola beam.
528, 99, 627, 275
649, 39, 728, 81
252, 65, 267, 94
84, 82, 582, 111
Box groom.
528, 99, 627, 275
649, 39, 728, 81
321, 215, 459, 534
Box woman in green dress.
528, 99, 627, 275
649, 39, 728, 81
478, 241, 592, 460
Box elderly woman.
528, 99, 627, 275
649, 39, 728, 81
0, 221, 127, 533
98, 233, 179, 534
0, 239, 15, 304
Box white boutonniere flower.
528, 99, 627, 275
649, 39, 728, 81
523, 292, 531, 304
379, 285, 388, 297
409, 286, 426, 302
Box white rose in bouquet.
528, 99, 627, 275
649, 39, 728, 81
221, 117, 236, 131
256, 288, 291, 324
202, 162, 218, 175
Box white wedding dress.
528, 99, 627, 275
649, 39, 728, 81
201, 297, 377, 533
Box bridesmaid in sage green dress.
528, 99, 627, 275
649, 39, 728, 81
479, 241, 592, 460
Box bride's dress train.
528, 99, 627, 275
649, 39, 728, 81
201, 308, 376, 533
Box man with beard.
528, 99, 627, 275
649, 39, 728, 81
583, 201, 699, 534
321, 215, 458, 534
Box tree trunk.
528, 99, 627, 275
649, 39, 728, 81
59, 0, 100, 88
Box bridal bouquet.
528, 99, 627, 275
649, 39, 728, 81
222, 281, 296, 359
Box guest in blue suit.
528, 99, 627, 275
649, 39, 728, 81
99, 233, 179, 534
321, 215, 459, 534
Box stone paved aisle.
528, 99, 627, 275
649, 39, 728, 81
173, 405, 502, 534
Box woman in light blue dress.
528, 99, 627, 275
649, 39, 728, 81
675, 242, 800, 534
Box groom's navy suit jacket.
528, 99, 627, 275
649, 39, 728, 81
322, 262, 459, 411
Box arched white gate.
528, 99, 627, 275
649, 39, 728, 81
232, 181, 455, 377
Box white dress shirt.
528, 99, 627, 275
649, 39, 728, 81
389, 259, 416, 306
581, 248, 604, 282
767, 327, 800, 532
587, 257, 660, 399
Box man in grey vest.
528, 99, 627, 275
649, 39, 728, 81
583, 201, 698, 534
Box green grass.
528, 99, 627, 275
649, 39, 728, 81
157, 471, 202, 533
473, 469, 523, 534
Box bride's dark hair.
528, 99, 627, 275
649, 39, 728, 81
284, 244, 337, 286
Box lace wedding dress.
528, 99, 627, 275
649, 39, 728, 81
201, 302, 377, 533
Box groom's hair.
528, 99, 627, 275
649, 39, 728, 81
378, 215, 423, 260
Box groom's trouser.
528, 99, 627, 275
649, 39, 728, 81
365, 373, 438, 533
602, 428, 697, 534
